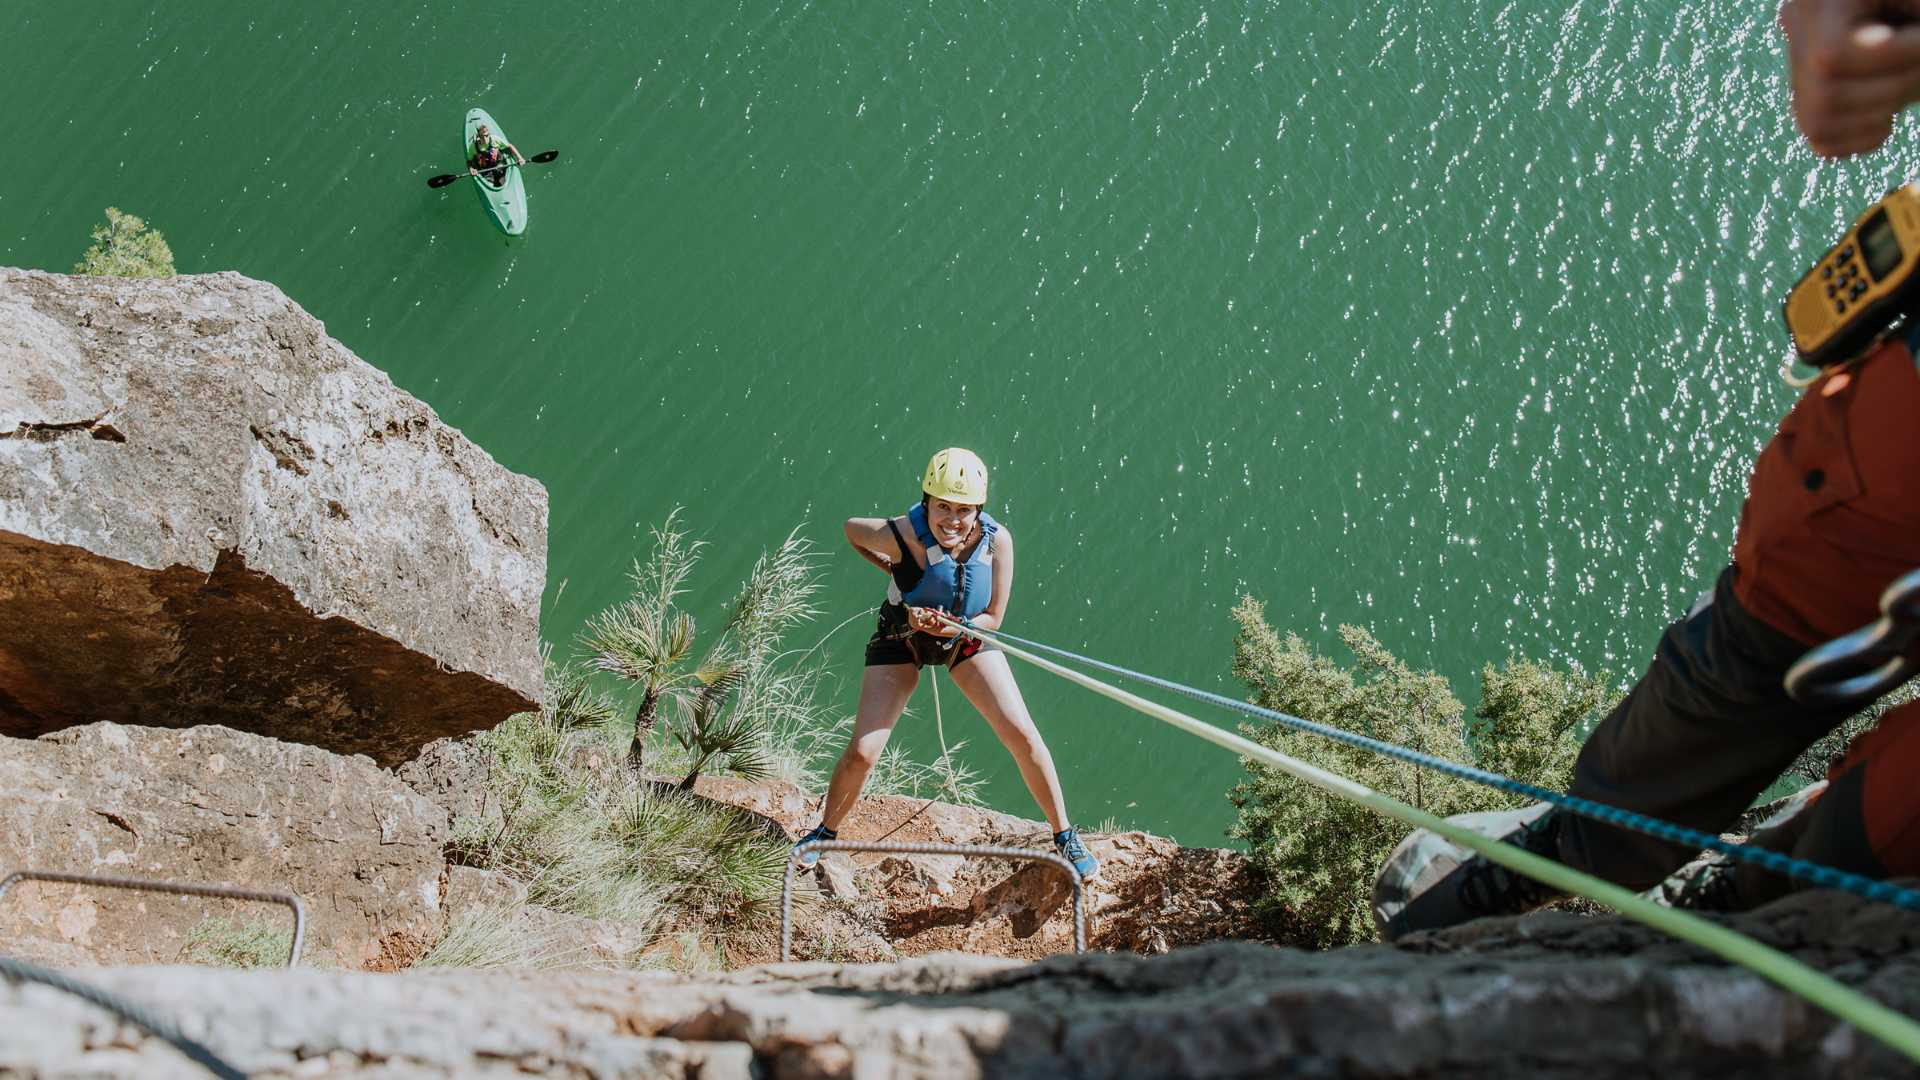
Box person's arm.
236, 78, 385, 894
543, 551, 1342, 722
845, 516, 906, 574
506, 141, 526, 164
1781, 0, 1920, 158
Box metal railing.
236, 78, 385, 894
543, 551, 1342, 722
780, 840, 1085, 962
0, 870, 307, 969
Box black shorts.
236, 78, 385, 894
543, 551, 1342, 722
863, 604, 993, 670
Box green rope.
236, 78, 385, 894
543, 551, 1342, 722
975, 627, 1920, 1065
874, 666, 960, 843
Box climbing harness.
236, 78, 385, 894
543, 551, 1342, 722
0, 953, 246, 1079
1786, 567, 1920, 708
781, 839, 1084, 962
936, 615, 1920, 1064
0, 870, 308, 969
956, 622, 1920, 913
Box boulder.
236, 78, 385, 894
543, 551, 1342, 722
0, 723, 448, 969
0, 268, 545, 764
397, 736, 499, 828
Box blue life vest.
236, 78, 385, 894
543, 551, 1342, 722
888, 503, 998, 619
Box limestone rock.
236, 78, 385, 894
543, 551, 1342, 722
816, 856, 861, 900
4, 893, 1918, 1078
687, 774, 1271, 963
505, 905, 655, 969
0, 723, 448, 969
0, 268, 545, 764
442, 867, 527, 916
397, 736, 498, 828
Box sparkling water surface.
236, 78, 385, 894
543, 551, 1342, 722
7, 1, 1914, 842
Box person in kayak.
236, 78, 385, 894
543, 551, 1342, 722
791, 448, 1100, 881
467, 123, 525, 187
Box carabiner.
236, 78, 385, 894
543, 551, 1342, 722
1785, 568, 1920, 707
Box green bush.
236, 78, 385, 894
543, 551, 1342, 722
75, 207, 175, 278
1225, 597, 1618, 948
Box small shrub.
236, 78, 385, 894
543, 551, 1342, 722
178, 918, 292, 969
75, 207, 175, 278
456, 668, 798, 957
418, 906, 589, 970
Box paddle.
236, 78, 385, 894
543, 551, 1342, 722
426, 150, 559, 189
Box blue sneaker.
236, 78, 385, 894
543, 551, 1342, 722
792, 823, 837, 869
1054, 828, 1099, 881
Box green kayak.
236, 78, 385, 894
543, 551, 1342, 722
464, 107, 528, 236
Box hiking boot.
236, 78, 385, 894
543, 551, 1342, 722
1659, 856, 1740, 912
1382, 810, 1569, 940
791, 823, 837, 869
1054, 828, 1100, 881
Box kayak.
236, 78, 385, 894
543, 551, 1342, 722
463, 107, 528, 236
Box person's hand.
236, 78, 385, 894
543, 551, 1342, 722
468, 167, 478, 176
908, 607, 960, 637
1781, 0, 1920, 157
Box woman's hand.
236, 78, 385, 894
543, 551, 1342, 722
907, 606, 962, 637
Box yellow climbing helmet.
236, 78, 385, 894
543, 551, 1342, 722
921, 447, 988, 505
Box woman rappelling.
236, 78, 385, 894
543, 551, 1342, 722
790, 447, 1100, 880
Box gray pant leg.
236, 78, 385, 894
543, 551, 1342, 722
1558, 568, 1853, 890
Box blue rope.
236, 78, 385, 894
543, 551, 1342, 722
962, 622, 1920, 912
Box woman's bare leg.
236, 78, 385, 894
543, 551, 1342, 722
819, 663, 921, 830
949, 651, 1069, 833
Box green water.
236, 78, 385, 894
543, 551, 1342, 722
6, 1, 1914, 844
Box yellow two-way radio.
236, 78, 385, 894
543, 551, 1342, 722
1782, 183, 1920, 384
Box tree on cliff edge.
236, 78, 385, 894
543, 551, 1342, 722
75, 207, 175, 278
1225, 597, 1617, 948
580, 510, 822, 785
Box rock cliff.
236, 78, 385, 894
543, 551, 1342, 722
4, 890, 1917, 1078
0, 269, 545, 764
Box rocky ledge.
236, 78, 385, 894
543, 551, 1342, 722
0, 722, 1271, 972
0, 269, 545, 763
4, 891, 1917, 1079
